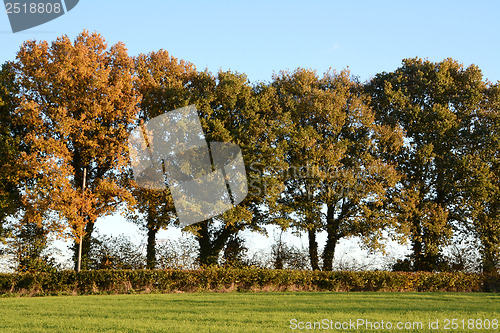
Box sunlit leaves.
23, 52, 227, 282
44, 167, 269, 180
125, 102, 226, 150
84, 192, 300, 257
11, 31, 139, 253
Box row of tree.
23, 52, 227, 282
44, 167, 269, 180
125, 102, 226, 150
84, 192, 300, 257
0, 31, 498, 273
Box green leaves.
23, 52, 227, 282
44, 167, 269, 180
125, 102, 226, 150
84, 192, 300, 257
367, 57, 497, 272
1, 33, 498, 273
271, 68, 402, 271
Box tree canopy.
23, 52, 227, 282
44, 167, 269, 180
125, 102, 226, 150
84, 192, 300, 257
0, 32, 498, 273
9, 31, 139, 269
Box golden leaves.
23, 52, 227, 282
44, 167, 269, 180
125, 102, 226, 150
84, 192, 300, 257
12, 31, 139, 241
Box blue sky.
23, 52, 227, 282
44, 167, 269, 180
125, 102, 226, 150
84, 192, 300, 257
1, 0, 500, 84
1, 1, 498, 264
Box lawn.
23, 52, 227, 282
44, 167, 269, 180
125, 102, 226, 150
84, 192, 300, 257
0, 292, 498, 332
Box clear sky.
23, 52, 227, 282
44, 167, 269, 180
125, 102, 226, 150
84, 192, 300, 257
1, 0, 498, 266
1, 0, 500, 84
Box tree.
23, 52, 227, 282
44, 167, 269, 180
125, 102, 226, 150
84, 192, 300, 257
1, 63, 55, 270
156, 237, 199, 269
270, 231, 310, 270
0, 63, 22, 242
187, 70, 286, 266
221, 235, 249, 268
271, 68, 402, 271
87, 233, 145, 270
130, 50, 196, 269
134, 56, 285, 267
366, 58, 489, 271
11, 31, 139, 270
458, 82, 500, 273
5, 221, 59, 272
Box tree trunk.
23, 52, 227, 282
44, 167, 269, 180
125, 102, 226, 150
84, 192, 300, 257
322, 236, 338, 271
196, 219, 238, 267
483, 252, 497, 274
411, 217, 425, 271
274, 247, 284, 269
146, 227, 158, 269
481, 222, 499, 274
308, 228, 320, 270
145, 203, 159, 269
197, 220, 218, 266
322, 204, 339, 271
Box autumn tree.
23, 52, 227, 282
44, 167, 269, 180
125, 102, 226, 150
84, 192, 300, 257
271, 68, 402, 271
129, 50, 196, 269
10, 31, 139, 270
366, 58, 489, 271
1, 63, 54, 271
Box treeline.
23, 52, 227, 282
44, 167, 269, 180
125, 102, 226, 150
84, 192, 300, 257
0, 31, 498, 274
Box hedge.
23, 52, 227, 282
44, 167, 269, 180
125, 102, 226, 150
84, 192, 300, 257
0, 268, 498, 296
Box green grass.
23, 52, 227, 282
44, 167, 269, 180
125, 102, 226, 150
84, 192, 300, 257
0, 292, 498, 332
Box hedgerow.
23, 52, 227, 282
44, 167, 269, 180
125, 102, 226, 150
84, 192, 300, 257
0, 268, 497, 296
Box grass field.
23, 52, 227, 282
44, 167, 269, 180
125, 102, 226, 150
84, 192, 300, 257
0, 292, 498, 332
